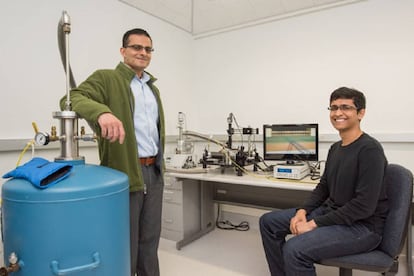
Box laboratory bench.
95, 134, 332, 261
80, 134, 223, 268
161, 166, 318, 250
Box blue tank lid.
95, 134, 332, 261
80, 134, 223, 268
2, 164, 129, 203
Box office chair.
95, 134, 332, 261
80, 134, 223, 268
318, 164, 414, 276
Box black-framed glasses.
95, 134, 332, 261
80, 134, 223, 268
327, 104, 357, 112
125, 44, 154, 53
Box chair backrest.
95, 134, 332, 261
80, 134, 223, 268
379, 163, 413, 257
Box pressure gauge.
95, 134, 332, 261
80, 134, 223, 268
34, 132, 50, 146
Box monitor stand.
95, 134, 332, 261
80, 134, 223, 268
283, 160, 305, 166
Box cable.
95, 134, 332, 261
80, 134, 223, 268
308, 160, 326, 181
310, 171, 320, 180
255, 156, 274, 172
215, 203, 250, 231
16, 140, 35, 167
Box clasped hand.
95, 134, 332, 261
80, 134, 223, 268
290, 209, 317, 235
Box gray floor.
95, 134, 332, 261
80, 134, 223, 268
159, 228, 413, 276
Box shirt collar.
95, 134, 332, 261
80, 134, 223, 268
139, 71, 150, 83
133, 71, 150, 84
121, 62, 150, 83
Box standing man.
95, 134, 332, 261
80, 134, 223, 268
60, 28, 165, 276
260, 87, 388, 276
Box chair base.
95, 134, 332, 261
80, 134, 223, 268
337, 260, 398, 276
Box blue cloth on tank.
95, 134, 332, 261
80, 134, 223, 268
3, 157, 73, 189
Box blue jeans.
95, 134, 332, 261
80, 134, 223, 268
259, 207, 381, 276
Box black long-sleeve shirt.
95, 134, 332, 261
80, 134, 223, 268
300, 133, 388, 234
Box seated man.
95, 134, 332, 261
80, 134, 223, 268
260, 87, 388, 276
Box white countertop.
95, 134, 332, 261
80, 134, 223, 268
165, 166, 318, 191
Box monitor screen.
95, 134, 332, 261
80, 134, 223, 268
263, 124, 318, 163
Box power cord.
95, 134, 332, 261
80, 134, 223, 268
215, 203, 250, 231
308, 160, 326, 180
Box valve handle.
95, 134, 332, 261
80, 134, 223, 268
32, 122, 39, 134
0, 267, 8, 276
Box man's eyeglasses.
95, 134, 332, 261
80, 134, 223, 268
125, 44, 154, 53
327, 104, 357, 112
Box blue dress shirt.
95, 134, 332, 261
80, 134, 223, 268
130, 72, 159, 158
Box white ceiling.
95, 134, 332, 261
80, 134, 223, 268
119, 0, 365, 38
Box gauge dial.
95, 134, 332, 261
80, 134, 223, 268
34, 132, 50, 146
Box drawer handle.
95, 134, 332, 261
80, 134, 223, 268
216, 189, 227, 194
164, 219, 174, 223
164, 197, 173, 201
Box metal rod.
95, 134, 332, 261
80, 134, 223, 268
183, 130, 228, 149
61, 11, 72, 111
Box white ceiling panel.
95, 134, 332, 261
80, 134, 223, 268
281, 0, 314, 11
120, 0, 192, 31
119, 0, 366, 38
250, 0, 287, 17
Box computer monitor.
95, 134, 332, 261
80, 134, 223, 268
263, 124, 318, 164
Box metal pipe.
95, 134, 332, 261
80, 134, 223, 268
182, 130, 228, 149
176, 112, 185, 154
53, 111, 81, 160
60, 11, 72, 111
54, 11, 84, 161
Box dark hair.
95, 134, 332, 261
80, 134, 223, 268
330, 87, 366, 111
122, 28, 152, 47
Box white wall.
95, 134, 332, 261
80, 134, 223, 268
187, 0, 414, 172
0, 0, 193, 139
191, 0, 414, 135
1, 0, 414, 173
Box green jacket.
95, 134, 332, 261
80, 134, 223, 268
60, 62, 165, 192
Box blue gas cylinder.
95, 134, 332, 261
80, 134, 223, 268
1, 160, 130, 276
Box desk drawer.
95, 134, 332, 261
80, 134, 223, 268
213, 182, 310, 209
164, 177, 182, 190
161, 228, 183, 241
162, 203, 183, 232
163, 189, 183, 204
